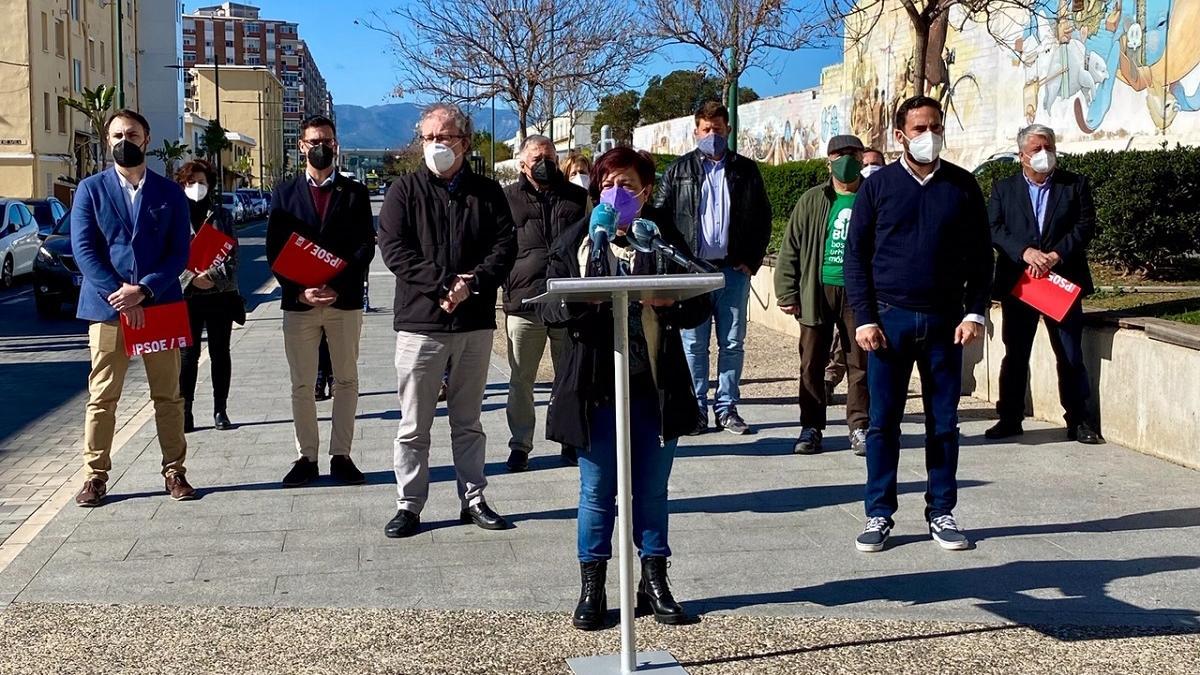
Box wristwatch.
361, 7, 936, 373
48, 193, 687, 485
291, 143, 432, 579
137, 283, 154, 303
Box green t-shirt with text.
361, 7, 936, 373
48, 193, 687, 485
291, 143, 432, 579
821, 192, 856, 286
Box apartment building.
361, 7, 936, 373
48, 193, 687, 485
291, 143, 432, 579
189, 64, 284, 190
0, 0, 149, 200
182, 2, 332, 171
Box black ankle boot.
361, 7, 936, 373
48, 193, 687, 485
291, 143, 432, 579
572, 560, 607, 630
637, 556, 689, 625
183, 405, 195, 434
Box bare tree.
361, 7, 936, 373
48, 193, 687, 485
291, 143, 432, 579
363, 0, 651, 147
641, 0, 830, 100
826, 0, 1063, 99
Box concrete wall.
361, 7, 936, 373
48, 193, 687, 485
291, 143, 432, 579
137, 0, 183, 177
751, 262, 1200, 469
634, 1, 1200, 170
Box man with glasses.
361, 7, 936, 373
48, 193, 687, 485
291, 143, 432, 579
377, 103, 516, 539
266, 114, 377, 488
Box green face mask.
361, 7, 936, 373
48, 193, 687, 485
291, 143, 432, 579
831, 155, 862, 183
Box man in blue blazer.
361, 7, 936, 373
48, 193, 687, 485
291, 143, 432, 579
70, 109, 196, 507
986, 124, 1101, 445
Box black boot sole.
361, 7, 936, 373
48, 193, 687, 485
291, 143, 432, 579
636, 590, 689, 625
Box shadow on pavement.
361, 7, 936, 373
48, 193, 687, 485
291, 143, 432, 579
0, 360, 90, 447
689, 556, 1200, 637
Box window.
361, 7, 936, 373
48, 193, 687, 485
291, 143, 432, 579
247, 56, 260, 65
70, 0, 80, 21
54, 19, 64, 57
183, 36, 194, 47
40, 13, 48, 52
88, 39, 95, 70
58, 100, 66, 133
246, 21, 260, 33
225, 40, 233, 47
73, 59, 83, 92
43, 93, 51, 132
183, 50, 195, 62
99, 41, 106, 74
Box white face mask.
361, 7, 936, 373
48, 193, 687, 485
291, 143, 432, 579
184, 183, 208, 203
905, 130, 943, 164
1029, 148, 1056, 174
859, 165, 881, 179
423, 142, 457, 175
570, 174, 590, 189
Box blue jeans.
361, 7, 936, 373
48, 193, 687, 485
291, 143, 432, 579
864, 303, 963, 523
680, 266, 751, 416
577, 399, 677, 562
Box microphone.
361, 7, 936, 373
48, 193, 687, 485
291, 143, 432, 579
589, 203, 617, 264
629, 218, 715, 274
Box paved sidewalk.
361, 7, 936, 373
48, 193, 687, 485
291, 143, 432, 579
1, 211, 1198, 672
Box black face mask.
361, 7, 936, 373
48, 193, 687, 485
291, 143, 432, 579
531, 158, 561, 185
307, 143, 335, 171
112, 139, 145, 168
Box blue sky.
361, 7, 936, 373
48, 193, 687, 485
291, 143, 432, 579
227, 0, 844, 108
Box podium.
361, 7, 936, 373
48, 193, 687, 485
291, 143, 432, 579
526, 273, 725, 675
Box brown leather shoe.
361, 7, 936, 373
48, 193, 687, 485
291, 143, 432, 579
165, 474, 197, 501
74, 478, 107, 508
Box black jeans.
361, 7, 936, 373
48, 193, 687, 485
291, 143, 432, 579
996, 297, 1091, 427
180, 292, 236, 413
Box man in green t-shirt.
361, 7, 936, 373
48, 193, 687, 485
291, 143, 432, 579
773, 135, 871, 456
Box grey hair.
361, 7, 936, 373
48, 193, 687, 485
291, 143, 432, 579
1018, 124, 1056, 151
520, 134, 555, 157
419, 102, 474, 139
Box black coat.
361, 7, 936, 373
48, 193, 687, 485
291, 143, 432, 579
502, 174, 587, 315
652, 149, 772, 274
988, 169, 1096, 298
266, 173, 376, 312
539, 209, 711, 450
378, 167, 516, 333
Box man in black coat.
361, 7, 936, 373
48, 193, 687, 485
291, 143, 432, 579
502, 135, 587, 472
377, 103, 517, 539
986, 124, 1102, 444
653, 101, 771, 436
266, 114, 376, 488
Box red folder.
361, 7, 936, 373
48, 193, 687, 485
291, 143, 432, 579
270, 232, 348, 287
121, 301, 192, 357
186, 222, 236, 274
1011, 270, 1082, 322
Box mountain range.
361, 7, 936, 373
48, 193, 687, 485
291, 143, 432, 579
333, 103, 520, 149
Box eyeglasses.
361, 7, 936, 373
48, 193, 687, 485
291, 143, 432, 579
302, 138, 336, 148
420, 134, 466, 144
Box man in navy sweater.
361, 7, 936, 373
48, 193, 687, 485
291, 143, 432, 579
844, 96, 993, 553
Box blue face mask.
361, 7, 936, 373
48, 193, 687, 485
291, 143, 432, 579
697, 133, 728, 158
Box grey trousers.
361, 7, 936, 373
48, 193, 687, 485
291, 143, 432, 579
505, 312, 567, 454
393, 329, 493, 514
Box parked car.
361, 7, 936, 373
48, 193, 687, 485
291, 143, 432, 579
235, 192, 256, 221
220, 192, 246, 223
23, 197, 68, 240
0, 199, 40, 288
973, 152, 1018, 176
237, 189, 269, 219
32, 217, 80, 316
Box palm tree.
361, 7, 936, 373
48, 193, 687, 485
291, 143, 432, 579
59, 84, 116, 176
198, 120, 232, 163
149, 139, 190, 178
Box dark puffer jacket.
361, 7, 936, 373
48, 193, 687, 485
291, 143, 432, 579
502, 174, 587, 315
538, 208, 712, 450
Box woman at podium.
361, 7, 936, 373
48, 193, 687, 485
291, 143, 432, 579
540, 147, 711, 631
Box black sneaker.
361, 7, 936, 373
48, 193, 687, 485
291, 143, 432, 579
985, 420, 1023, 439
281, 457, 319, 487
330, 455, 366, 485
855, 517, 892, 552
686, 409, 709, 436
506, 449, 529, 472
792, 428, 823, 455
716, 407, 749, 435
1068, 422, 1103, 445
929, 513, 970, 550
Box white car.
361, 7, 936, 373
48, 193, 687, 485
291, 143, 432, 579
219, 192, 246, 223
0, 199, 40, 288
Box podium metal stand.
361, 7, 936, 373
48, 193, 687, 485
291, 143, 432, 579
526, 273, 725, 675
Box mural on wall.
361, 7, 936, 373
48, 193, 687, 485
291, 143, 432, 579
634, 0, 1200, 168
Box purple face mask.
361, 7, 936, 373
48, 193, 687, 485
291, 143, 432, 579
599, 185, 642, 226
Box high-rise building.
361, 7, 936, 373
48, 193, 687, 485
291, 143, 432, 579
182, 2, 332, 171
0, 0, 175, 201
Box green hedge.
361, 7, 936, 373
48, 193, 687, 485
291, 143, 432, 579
658, 147, 1200, 270
976, 146, 1200, 275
